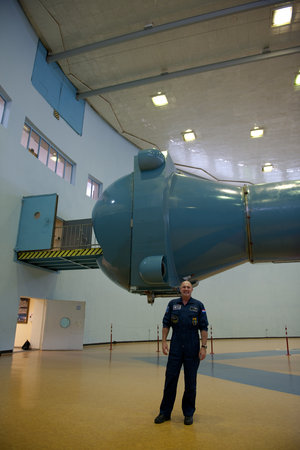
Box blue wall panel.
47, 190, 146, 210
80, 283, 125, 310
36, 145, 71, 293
31, 41, 85, 135
15, 194, 58, 251
60, 78, 85, 134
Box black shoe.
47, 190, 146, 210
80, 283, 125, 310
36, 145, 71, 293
184, 416, 193, 425
154, 413, 170, 424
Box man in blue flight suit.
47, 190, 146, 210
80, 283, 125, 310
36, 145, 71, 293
154, 281, 208, 425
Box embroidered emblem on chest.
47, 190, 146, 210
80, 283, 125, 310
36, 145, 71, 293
173, 305, 181, 310
192, 317, 198, 326
189, 306, 198, 312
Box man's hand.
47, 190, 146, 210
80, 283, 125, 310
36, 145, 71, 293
162, 341, 169, 355
199, 347, 207, 361
200, 330, 208, 361
161, 327, 170, 355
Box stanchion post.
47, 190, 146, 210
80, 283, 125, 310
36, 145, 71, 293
110, 323, 113, 351
210, 325, 214, 355
285, 326, 290, 356
156, 325, 160, 353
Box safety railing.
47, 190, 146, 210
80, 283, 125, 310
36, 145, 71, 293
52, 222, 100, 250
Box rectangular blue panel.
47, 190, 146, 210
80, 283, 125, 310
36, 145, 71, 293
31, 41, 85, 135
31, 42, 62, 107
59, 78, 85, 135
15, 194, 58, 251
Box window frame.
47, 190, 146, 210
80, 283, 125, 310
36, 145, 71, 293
21, 121, 75, 184
0, 94, 6, 124
0, 87, 12, 128
86, 175, 103, 200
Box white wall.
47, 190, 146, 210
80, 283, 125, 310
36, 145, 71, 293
0, 1, 299, 352
196, 262, 300, 338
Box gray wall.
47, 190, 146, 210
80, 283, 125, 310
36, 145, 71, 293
0, 0, 299, 352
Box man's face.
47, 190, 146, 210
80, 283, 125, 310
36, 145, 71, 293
180, 281, 193, 298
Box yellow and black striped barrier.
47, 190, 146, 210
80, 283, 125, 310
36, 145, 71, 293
17, 247, 103, 260
17, 247, 103, 271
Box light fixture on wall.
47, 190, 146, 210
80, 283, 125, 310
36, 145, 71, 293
272, 5, 293, 27
182, 129, 196, 142
294, 70, 300, 88
250, 125, 264, 138
151, 92, 168, 106
262, 163, 273, 172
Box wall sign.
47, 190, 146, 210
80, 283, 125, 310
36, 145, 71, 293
17, 298, 30, 323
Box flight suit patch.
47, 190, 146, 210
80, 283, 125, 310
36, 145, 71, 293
192, 317, 198, 326
190, 306, 198, 312
171, 314, 179, 324
173, 305, 181, 310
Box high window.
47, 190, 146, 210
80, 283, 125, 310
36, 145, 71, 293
21, 122, 74, 183
86, 176, 103, 200
0, 94, 6, 124
0, 87, 11, 127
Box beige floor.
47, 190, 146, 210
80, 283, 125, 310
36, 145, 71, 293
0, 339, 299, 450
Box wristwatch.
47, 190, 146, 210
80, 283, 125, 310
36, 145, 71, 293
201, 345, 207, 349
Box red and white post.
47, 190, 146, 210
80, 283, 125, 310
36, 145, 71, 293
110, 323, 113, 351
285, 326, 290, 356
156, 325, 160, 353
210, 325, 214, 355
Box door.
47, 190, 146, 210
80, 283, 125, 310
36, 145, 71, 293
41, 300, 85, 350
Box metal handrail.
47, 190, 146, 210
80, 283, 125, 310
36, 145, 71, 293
52, 223, 100, 250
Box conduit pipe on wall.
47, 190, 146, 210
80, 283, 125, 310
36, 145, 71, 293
92, 150, 300, 302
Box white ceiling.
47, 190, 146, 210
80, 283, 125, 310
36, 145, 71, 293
19, 0, 300, 185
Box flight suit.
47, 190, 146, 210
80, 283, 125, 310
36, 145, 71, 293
159, 297, 208, 418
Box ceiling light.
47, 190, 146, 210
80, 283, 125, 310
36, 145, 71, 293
183, 129, 196, 142
250, 126, 264, 138
272, 5, 293, 27
151, 92, 168, 106
262, 163, 273, 172
294, 71, 300, 87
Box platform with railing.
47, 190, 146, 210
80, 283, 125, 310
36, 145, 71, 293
17, 221, 102, 271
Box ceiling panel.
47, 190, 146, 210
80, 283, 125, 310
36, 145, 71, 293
19, 0, 300, 185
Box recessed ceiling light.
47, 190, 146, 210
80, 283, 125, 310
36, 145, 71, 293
262, 163, 273, 172
151, 92, 168, 106
183, 129, 196, 142
250, 126, 264, 138
272, 5, 293, 27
